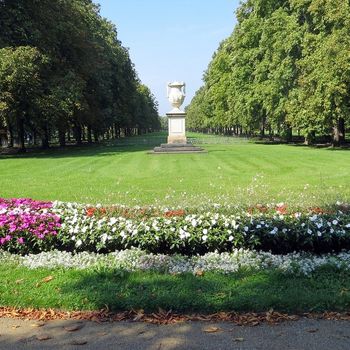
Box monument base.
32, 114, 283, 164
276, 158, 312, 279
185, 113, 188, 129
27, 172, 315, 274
167, 135, 187, 144
151, 143, 206, 154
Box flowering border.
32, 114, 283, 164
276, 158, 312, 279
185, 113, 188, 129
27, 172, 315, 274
2, 248, 350, 277
1, 198, 350, 255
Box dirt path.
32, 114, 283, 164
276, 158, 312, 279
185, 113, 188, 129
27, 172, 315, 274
1, 317, 350, 349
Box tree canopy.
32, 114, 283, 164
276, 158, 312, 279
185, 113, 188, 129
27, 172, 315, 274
187, 0, 350, 145
0, 0, 160, 150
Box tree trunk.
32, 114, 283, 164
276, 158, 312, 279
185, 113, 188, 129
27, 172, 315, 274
339, 118, 345, 141
59, 128, 66, 147
74, 124, 82, 145
93, 130, 99, 142
87, 125, 92, 144
33, 130, 38, 146
41, 124, 50, 149
6, 125, 14, 148
332, 118, 345, 146
17, 117, 26, 152
285, 127, 292, 143
304, 131, 315, 145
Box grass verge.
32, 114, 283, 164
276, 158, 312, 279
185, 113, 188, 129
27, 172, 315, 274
1, 132, 350, 207
1, 264, 350, 314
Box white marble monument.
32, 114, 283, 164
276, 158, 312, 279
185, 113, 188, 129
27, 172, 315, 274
151, 81, 205, 153
166, 81, 187, 144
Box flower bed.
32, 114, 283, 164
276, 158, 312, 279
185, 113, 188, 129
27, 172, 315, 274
1, 198, 350, 255
2, 248, 350, 277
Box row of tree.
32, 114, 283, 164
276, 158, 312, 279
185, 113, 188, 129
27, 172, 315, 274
0, 0, 160, 151
187, 0, 350, 145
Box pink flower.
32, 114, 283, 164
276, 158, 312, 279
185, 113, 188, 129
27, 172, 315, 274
17, 237, 24, 244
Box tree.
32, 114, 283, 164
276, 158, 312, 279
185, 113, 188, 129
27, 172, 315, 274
0, 46, 48, 150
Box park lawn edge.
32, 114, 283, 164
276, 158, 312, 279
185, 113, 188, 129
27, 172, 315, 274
1, 263, 350, 314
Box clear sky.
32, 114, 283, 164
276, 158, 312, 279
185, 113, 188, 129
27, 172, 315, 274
94, 0, 240, 115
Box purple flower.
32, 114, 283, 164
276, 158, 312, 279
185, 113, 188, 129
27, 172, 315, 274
17, 237, 24, 244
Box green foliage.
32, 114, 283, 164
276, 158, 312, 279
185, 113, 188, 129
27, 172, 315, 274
187, 0, 350, 144
0, 0, 160, 149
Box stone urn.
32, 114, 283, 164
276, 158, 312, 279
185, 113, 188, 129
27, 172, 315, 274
167, 81, 186, 112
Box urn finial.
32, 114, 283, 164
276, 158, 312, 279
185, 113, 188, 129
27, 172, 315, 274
167, 81, 186, 113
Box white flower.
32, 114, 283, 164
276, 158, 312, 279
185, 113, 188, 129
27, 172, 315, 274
203, 228, 208, 235
228, 235, 234, 242
179, 228, 190, 240
307, 229, 312, 234
244, 226, 249, 232
270, 227, 278, 235
346, 224, 350, 228
76, 239, 82, 247
101, 233, 108, 244
332, 220, 339, 225
191, 219, 197, 227
202, 235, 208, 242
310, 215, 318, 222
109, 217, 117, 225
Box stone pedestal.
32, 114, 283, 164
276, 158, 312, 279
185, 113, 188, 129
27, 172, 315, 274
167, 112, 187, 144
150, 80, 207, 154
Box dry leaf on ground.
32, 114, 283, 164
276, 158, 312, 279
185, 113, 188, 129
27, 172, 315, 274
42, 276, 54, 283
36, 334, 52, 341
234, 337, 244, 342
203, 326, 221, 333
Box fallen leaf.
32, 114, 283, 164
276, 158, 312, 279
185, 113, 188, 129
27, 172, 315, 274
64, 323, 84, 332
15, 279, 24, 285
234, 337, 244, 342
36, 334, 52, 341
31, 321, 46, 328
42, 276, 54, 283
69, 339, 87, 345
97, 332, 108, 336
11, 325, 20, 329
307, 328, 319, 333
195, 270, 205, 277
133, 309, 145, 321
203, 326, 221, 333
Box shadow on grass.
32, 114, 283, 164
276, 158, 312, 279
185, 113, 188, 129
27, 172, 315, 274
0, 139, 167, 160
58, 268, 350, 314
253, 141, 350, 151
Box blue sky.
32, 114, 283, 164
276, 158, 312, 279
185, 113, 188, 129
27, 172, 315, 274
94, 0, 240, 115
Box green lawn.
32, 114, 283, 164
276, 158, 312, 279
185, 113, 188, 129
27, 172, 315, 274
1, 264, 350, 313
1, 132, 349, 207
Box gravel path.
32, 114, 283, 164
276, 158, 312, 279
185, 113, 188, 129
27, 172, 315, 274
1, 317, 350, 349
